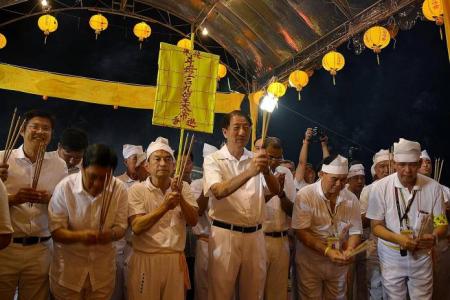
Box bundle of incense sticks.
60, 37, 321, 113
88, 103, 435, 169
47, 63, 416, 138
31, 143, 46, 189
434, 158, 444, 183
2, 108, 26, 164
99, 171, 116, 232
176, 133, 195, 188
417, 213, 432, 239
347, 240, 374, 258
261, 110, 271, 144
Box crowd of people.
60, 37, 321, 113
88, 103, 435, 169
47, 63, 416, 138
0, 109, 449, 300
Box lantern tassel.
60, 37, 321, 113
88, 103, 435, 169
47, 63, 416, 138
439, 26, 443, 41
298, 91, 301, 101
139, 42, 142, 50
376, 53, 380, 65
332, 75, 336, 86
44, 35, 47, 45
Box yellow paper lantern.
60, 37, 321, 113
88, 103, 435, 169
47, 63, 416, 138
0, 33, 6, 49
89, 13, 108, 39
422, 0, 444, 39
322, 51, 345, 85
363, 26, 391, 65
38, 14, 58, 44
177, 38, 192, 50
289, 70, 309, 100
217, 64, 227, 79
267, 82, 286, 99
133, 22, 151, 49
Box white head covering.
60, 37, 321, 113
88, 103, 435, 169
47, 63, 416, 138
136, 152, 147, 167
420, 150, 431, 161
393, 138, 421, 163
122, 144, 143, 159
203, 143, 218, 158
321, 155, 348, 175
370, 164, 376, 178
373, 149, 392, 165
146, 137, 174, 159
347, 164, 365, 179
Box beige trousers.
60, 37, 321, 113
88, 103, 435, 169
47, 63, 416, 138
264, 235, 290, 300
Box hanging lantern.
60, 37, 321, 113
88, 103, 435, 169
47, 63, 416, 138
267, 82, 286, 99
217, 63, 227, 80
422, 0, 444, 40
37, 14, 58, 44
0, 33, 6, 49
89, 13, 108, 40
133, 21, 151, 49
322, 51, 345, 86
363, 26, 391, 65
177, 38, 192, 50
289, 70, 309, 100
42, 95, 48, 101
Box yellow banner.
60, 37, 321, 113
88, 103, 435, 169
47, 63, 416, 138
0, 63, 244, 113
153, 42, 219, 133
444, 0, 450, 62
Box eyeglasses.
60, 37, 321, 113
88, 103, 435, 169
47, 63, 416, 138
27, 124, 51, 132
268, 155, 283, 162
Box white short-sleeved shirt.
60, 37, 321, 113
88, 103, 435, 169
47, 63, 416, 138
128, 178, 198, 253
48, 173, 128, 292
292, 180, 362, 241
0, 146, 67, 237
117, 172, 136, 189
0, 180, 13, 234
441, 184, 450, 204
203, 145, 267, 226
366, 173, 448, 249
359, 183, 374, 215
263, 165, 296, 232
48, 151, 80, 175
190, 178, 211, 236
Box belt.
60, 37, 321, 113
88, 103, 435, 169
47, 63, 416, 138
212, 220, 262, 233
264, 230, 289, 238
382, 241, 401, 251
12, 236, 51, 246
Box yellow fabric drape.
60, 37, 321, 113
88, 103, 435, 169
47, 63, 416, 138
248, 91, 263, 151
0, 63, 244, 113
444, 0, 450, 62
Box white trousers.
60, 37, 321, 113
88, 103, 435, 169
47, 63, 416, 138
50, 274, 114, 300
264, 235, 290, 300
378, 242, 432, 300
126, 251, 185, 300
0, 240, 51, 300
208, 226, 267, 300
194, 239, 208, 300
295, 243, 348, 300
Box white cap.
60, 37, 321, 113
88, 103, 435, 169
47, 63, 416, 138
136, 152, 147, 167
373, 149, 392, 165
347, 164, 365, 179
203, 143, 218, 158
370, 164, 376, 178
146, 137, 174, 160
321, 155, 348, 175
393, 138, 421, 163
420, 150, 431, 161
122, 144, 143, 159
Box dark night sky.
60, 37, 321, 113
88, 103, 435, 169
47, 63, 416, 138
0, 10, 449, 184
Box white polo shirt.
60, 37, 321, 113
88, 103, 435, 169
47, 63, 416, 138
366, 173, 447, 249
263, 165, 296, 232
117, 172, 136, 189
128, 178, 198, 253
359, 183, 374, 215
203, 145, 267, 226
0, 145, 67, 237
48, 172, 128, 292
292, 180, 362, 241
0, 180, 13, 234
190, 178, 211, 236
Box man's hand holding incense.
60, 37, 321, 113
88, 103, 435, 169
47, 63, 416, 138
97, 230, 114, 244
11, 188, 44, 205
163, 191, 181, 210
0, 163, 8, 182
251, 149, 270, 175
397, 234, 418, 251
416, 233, 435, 250
32, 190, 51, 204
326, 248, 351, 265
80, 229, 98, 245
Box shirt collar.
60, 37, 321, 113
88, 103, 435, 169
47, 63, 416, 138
217, 144, 253, 162
16, 144, 51, 161
394, 173, 422, 191
315, 180, 346, 206
144, 177, 172, 193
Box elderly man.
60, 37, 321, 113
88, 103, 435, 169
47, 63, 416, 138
367, 138, 448, 300
292, 154, 362, 299
346, 163, 365, 199
0, 109, 67, 300
203, 110, 280, 300
127, 137, 198, 300
262, 137, 296, 300
54, 128, 88, 175
117, 144, 143, 188
48, 144, 128, 299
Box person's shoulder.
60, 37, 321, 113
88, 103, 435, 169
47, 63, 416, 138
296, 181, 316, 198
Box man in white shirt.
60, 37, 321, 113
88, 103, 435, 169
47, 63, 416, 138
203, 110, 280, 300
0, 109, 67, 300
48, 144, 128, 299
366, 138, 448, 300
53, 128, 88, 175
127, 137, 198, 300
0, 180, 13, 250
346, 163, 365, 199
117, 144, 143, 188
262, 137, 296, 300
292, 154, 362, 299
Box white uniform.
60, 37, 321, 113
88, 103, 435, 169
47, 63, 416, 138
366, 173, 448, 300
127, 178, 198, 300
49, 151, 81, 175
203, 145, 268, 300
0, 146, 67, 300
48, 173, 128, 299
117, 173, 135, 189
263, 165, 296, 300
0, 180, 13, 235
292, 180, 362, 300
